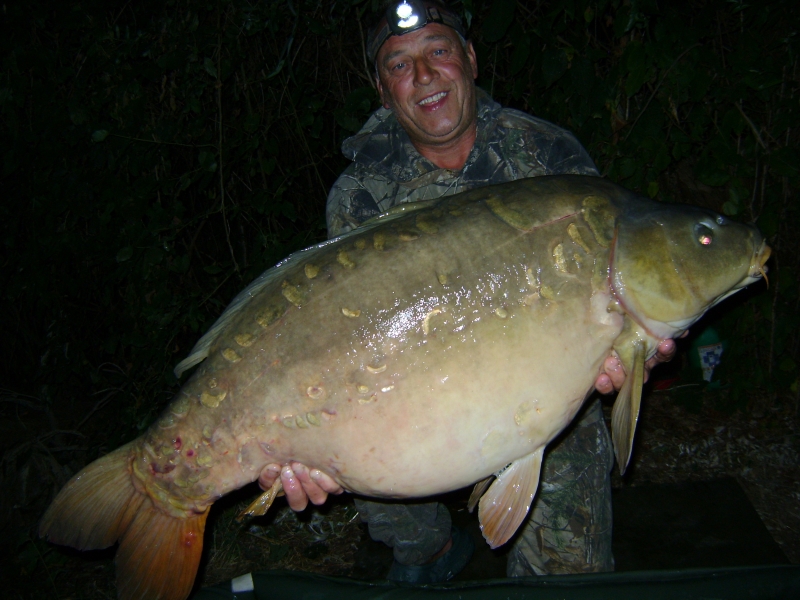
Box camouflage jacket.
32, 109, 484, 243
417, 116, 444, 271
326, 89, 599, 238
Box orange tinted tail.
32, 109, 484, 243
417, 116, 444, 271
39, 442, 208, 600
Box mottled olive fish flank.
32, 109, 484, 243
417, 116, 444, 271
40, 176, 769, 600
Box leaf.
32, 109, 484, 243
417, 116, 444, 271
344, 87, 377, 114
722, 185, 743, 216
770, 147, 800, 177
187, 96, 201, 114
757, 208, 780, 238
541, 48, 568, 88
614, 5, 632, 38
694, 155, 729, 187
722, 201, 739, 216
92, 129, 109, 142
618, 157, 637, 179
116, 246, 133, 262
243, 114, 261, 134
334, 107, 363, 132
198, 150, 218, 172
482, 0, 516, 43
203, 57, 217, 78
568, 57, 595, 96
625, 42, 649, 97
267, 59, 285, 79
721, 108, 745, 136
509, 33, 530, 76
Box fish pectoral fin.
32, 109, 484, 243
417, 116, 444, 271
477, 448, 544, 549
237, 478, 284, 522
467, 475, 494, 513
611, 340, 646, 474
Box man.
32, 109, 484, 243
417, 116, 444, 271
259, 0, 675, 582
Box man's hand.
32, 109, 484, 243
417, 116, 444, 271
594, 338, 677, 394
258, 462, 344, 512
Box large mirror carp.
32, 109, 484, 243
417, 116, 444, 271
40, 175, 770, 600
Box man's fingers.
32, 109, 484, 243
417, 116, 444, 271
291, 462, 329, 506
281, 465, 309, 511
597, 336, 682, 393
643, 338, 677, 383
655, 338, 677, 361
310, 468, 344, 495
594, 373, 614, 395
261, 462, 344, 511
258, 463, 282, 491
597, 354, 624, 394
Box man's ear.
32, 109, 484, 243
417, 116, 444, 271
376, 76, 391, 109
466, 41, 478, 80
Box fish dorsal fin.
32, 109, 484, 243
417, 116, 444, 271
610, 339, 646, 474
360, 198, 439, 227
477, 447, 544, 549
173, 235, 352, 378
173, 203, 445, 379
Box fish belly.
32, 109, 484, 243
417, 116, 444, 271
307, 293, 621, 498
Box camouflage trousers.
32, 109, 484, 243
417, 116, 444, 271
353, 497, 452, 566
355, 398, 615, 573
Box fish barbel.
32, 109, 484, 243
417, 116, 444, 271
40, 175, 770, 600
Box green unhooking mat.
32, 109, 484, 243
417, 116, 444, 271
195, 478, 795, 599
194, 565, 800, 600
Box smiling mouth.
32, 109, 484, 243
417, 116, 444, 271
418, 91, 447, 106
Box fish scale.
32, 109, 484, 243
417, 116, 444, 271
40, 175, 770, 600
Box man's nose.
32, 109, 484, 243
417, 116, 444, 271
414, 58, 437, 86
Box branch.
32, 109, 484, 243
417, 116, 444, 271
358, 19, 376, 90
735, 101, 769, 152
108, 133, 216, 149
217, 6, 240, 274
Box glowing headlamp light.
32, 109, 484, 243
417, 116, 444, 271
393, 1, 422, 31
367, 1, 465, 63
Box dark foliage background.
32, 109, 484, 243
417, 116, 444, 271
1, 0, 798, 596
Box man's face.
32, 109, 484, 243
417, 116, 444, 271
375, 23, 478, 149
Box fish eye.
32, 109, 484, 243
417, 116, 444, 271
716, 215, 725, 225
695, 223, 714, 246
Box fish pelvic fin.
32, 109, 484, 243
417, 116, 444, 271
611, 339, 646, 474
237, 477, 283, 521
39, 441, 208, 600
467, 476, 493, 513
477, 447, 544, 549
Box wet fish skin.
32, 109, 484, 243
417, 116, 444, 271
39, 175, 770, 600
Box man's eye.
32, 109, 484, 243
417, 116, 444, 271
432, 48, 447, 57
391, 62, 407, 71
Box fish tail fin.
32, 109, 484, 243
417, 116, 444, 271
115, 501, 207, 600
40, 442, 208, 600
39, 442, 143, 550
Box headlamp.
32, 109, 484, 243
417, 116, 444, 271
367, 1, 466, 63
